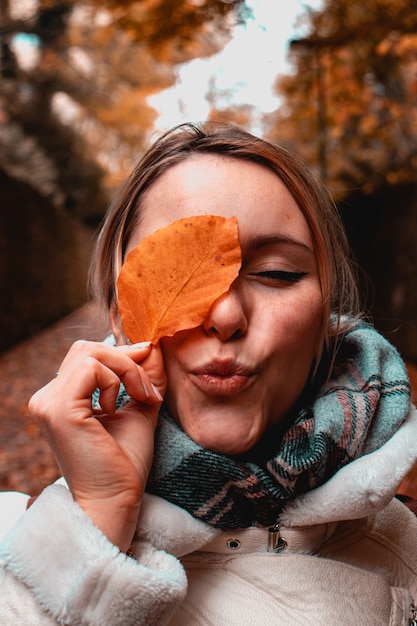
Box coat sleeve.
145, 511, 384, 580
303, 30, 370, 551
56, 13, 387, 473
0, 485, 187, 625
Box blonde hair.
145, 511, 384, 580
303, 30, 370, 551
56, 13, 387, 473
90, 122, 360, 362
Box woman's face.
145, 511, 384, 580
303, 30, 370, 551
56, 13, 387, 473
126, 155, 323, 455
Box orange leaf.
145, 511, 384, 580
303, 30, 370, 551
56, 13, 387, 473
117, 215, 242, 343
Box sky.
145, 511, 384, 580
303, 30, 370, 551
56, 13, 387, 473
148, 0, 323, 133
10, 0, 323, 135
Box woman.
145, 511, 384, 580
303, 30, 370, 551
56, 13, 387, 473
1, 123, 416, 625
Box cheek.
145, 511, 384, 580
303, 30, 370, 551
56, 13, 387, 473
298, 293, 323, 345
159, 339, 177, 379
269, 289, 324, 360
265, 292, 323, 421
160, 332, 185, 361
307, 291, 326, 356
159, 334, 189, 388
160, 326, 203, 361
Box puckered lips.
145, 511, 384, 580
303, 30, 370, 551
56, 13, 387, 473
190, 358, 255, 396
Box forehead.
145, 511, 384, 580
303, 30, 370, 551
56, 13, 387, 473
127, 155, 314, 253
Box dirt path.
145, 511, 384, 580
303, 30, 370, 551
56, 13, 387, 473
0, 302, 109, 494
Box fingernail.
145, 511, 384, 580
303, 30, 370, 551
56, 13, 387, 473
151, 384, 164, 401
130, 341, 152, 349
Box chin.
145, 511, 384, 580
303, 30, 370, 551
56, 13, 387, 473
185, 425, 261, 456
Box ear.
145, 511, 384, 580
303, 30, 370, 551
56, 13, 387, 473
110, 302, 127, 345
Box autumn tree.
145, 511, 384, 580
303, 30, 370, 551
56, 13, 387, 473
0, 0, 246, 223
266, 0, 417, 199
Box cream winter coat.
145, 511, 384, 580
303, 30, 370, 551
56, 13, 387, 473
1, 405, 417, 626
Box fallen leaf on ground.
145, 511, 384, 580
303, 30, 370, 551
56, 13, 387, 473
117, 215, 241, 343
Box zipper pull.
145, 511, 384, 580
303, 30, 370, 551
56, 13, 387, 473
268, 522, 287, 553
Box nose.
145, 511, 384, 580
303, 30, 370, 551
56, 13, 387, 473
203, 281, 248, 342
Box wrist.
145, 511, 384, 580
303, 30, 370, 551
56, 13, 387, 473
75, 493, 141, 552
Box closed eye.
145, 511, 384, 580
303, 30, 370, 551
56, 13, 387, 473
252, 270, 308, 284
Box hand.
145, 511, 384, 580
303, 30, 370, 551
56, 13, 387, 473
28, 340, 166, 551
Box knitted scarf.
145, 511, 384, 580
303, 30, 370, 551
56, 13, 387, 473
116, 322, 411, 530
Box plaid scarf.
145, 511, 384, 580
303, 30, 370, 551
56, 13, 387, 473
145, 322, 410, 529
111, 321, 410, 530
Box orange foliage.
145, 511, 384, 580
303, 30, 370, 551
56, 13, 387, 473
268, 0, 417, 198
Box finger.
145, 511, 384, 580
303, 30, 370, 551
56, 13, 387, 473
57, 339, 152, 375
72, 356, 161, 414
56, 341, 154, 401
47, 341, 163, 425
113, 343, 166, 403
84, 357, 123, 415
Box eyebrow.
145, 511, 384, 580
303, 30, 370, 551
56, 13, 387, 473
244, 234, 315, 255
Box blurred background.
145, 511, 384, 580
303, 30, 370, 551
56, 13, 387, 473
1, 0, 417, 495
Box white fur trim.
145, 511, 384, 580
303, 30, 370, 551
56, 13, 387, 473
280, 404, 417, 527
0, 491, 29, 540
0, 485, 186, 625
137, 493, 218, 557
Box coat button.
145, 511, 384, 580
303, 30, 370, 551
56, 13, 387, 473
227, 539, 241, 550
